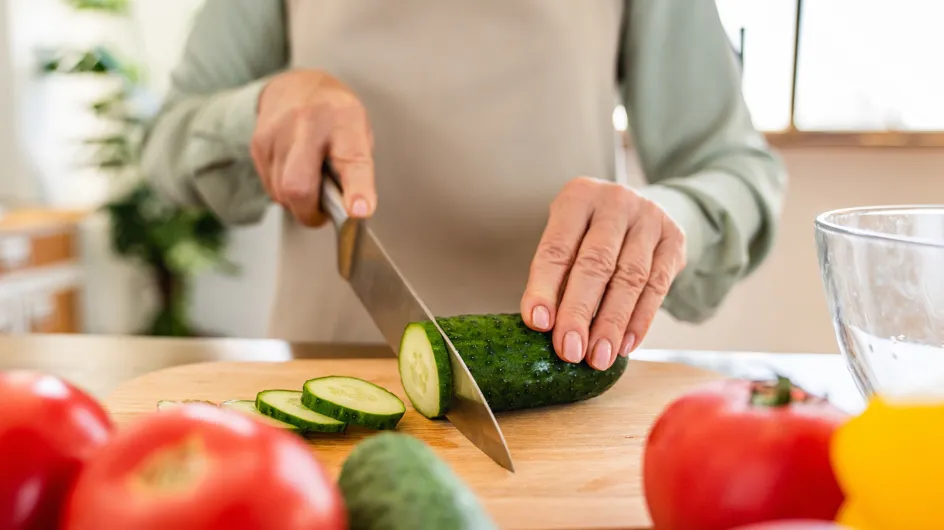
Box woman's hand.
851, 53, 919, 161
252, 69, 376, 226
521, 177, 687, 371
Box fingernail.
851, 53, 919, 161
620, 333, 636, 357
351, 198, 369, 217
531, 306, 550, 330
563, 331, 583, 363
592, 339, 613, 370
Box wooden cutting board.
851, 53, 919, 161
105, 358, 725, 530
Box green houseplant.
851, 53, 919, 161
37, 4, 236, 336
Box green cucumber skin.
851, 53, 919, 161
301, 378, 405, 430
338, 432, 497, 530
425, 313, 628, 412
400, 322, 453, 418
255, 391, 348, 434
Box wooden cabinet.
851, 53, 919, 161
0, 208, 87, 334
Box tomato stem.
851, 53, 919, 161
749, 375, 795, 407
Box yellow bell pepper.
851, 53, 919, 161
836, 499, 876, 530
831, 395, 944, 530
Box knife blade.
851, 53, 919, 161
319, 163, 516, 472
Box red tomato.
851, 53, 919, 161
0, 370, 113, 530
729, 521, 852, 530
62, 403, 347, 530
642, 376, 848, 530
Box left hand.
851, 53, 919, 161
520, 177, 687, 371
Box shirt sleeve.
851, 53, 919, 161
619, 0, 788, 323
140, 0, 288, 226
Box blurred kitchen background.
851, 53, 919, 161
0, 0, 941, 355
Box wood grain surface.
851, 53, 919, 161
105, 358, 726, 530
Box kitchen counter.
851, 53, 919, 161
0, 333, 865, 413
0, 333, 391, 398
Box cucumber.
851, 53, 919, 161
156, 399, 216, 411
400, 313, 628, 417
399, 321, 453, 418
255, 390, 347, 433
338, 432, 497, 530
302, 376, 405, 430
220, 399, 299, 431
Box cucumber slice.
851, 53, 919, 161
220, 399, 299, 431
256, 390, 347, 433
156, 399, 216, 411
302, 376, 405, 430
398, 322, 453, 419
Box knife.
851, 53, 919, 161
319, 162, 515, 472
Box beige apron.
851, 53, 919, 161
270, 0, 624, 343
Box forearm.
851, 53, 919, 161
621, 0, 787, 322
138, 0, 287, 225
142, 79, 273, 225
640, 153, 782, 323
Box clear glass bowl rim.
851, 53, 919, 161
814, 204, 944, 249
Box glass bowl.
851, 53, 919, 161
815, 205, 944, 400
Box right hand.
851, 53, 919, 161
252, 69, 376, 226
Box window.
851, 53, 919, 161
716, 0, 944, 135
794, 0, 944, 132
716, 0, 797, 132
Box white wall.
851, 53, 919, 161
1, 0, 206, 334
190, 207, 281, 338
636, 147, 944, 354
0, 0, 31, 206
5, 0, 203, 208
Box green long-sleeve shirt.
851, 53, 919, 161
141, 0, 786, 326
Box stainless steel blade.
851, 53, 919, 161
320, 167, 515, 472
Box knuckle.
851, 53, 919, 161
646, 269, 674, 297
333, 153, 374, 170
560, 300, 595, 323
280, 188, 306, 203
610, 186, 638, 210
611, 261, 649, 291
536, 239, 575, 268
331, 101, 367, 124
632, 304, 659, 330
628, 316, 655, 341
570, 175, 597, 188
596, 310, 629, 332
638, 197, 661, 217
574, 247, 617, 280
250, 126, 277, 156
564, 176, 599, 196
548, 195, 572, 216
279, 181, 312, 202
521, 289, 552, 308
295, 98, 361, 125
666, 226, 685, 246
292, 104, 318, 122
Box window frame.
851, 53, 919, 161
622, 0, 944, 149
